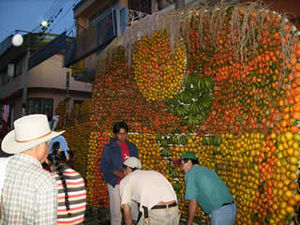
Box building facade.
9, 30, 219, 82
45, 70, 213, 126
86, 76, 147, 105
66, 0, 157, 81
0, 33, 92, 128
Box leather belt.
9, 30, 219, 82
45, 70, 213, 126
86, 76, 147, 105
222, 201, 234, 207
152, 202, 177, 209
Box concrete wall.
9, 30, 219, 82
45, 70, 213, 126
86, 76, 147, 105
0, 54, 92, 122
29, 54, 92, 92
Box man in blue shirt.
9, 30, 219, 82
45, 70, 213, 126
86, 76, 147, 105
174, 152, 236, 225
101, 121, 138, 225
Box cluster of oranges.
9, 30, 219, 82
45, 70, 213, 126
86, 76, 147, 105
90, 46, 182, 135
59, 4, 300, 224
54, 100, 68, 130
128, 134, 161, 170
182, 7, 298, 139
85, 131, 110, 208
63, 121, 94, 177
132, 30, 186, 101
57, 99, 93, 177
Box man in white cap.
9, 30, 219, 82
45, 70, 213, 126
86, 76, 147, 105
119, 157, 180, 225
0, 114, 64, 225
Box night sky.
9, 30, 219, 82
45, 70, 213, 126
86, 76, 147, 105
0, 0, 77, 43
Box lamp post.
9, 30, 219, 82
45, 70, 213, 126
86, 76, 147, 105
11, 21, 48, 116
12, 30, 31, 116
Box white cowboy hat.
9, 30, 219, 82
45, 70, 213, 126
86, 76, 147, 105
1, 114, 64, 154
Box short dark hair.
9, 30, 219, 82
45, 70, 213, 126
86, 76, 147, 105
113, 121, 129, 134
182, 158, 199, 165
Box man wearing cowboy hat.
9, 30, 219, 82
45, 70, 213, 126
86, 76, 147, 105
119, 157, 180, 225
0, 114, 64, 225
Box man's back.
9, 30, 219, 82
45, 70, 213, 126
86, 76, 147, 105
0, 154, 58, 225
185, 165, 234, 214
120, 170, 177, 210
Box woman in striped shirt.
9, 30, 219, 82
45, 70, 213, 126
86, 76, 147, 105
47, 142, 86, 225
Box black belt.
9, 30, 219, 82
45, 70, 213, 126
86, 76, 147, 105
151, 202, 177, 209
222, 201, 234, 207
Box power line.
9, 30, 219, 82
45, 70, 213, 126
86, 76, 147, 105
31, 0, 63, 33
49, 0, 77, 32
45, 0, 76, 34
48, 0, 79, 34
44, 0, 62, 20
66, 21, 77, 36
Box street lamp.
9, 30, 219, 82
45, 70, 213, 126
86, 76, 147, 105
11, 22, 48, 116
12, 30, 31, 116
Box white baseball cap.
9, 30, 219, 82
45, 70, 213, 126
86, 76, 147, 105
123, 157, 142, 169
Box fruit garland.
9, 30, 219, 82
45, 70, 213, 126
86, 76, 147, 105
85, 131, 110, 207
177, 5, 300, 224
54, 100, 68, 130
183, 7, 293, 136
132, 30, 186, 101
86, 46, 184, 207
78, 99, 91, 123
63, 121, 94, 177
82, 3, 300, 224
66, 103, 80, 127
90, 46, 181, 135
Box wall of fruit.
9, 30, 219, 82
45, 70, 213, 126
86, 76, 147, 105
55, 99, 93, 177
61, 2, 300, 225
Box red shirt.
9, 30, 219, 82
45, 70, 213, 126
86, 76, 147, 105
117, 142, 129, 185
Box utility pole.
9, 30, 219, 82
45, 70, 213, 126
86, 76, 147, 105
22, 37, 30, 116
64, 71, 70, 127
175, 0, 185, 9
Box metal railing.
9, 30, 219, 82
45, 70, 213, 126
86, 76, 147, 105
128, 9, 148, 24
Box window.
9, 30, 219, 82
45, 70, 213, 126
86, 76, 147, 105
15, 59, 23, 76
2, 72, 10, 85
28, 98, 53, 120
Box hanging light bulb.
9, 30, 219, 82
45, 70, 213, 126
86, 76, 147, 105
41, 20, 48, 28
11, 33, 24, 47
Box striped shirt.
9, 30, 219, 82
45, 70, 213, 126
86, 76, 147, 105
0, 154, 58, 225
52, 168, 86, 225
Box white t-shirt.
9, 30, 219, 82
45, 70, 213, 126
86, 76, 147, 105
119, 170, 177, 211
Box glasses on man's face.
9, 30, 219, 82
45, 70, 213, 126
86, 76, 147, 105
122, 164, 128, 169
180, 159, 189, 165
45, 140, 51, 146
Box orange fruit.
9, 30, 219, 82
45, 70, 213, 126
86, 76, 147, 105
285, 190, 293, 199
286, 206, 294, 214
295, 194, 300, 202
288, 198, 297, 206
289, 157, 298, 165
286, 148, 294, 156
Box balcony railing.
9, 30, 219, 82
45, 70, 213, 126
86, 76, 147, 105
65, 6, 148, 67
128, 9, 148, 25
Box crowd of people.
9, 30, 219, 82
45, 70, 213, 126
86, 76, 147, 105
0, 114, 86, 225
0, 115, 236, 225
101, 121, 236, 225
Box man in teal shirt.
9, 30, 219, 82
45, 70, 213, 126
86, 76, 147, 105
174, 152, 236, 225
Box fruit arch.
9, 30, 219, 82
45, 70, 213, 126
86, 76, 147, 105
80, 2, 300, 224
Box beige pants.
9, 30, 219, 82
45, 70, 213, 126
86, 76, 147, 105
107, 184, 122, 225
137, 206, 180, 225
107, 184, 139, 225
